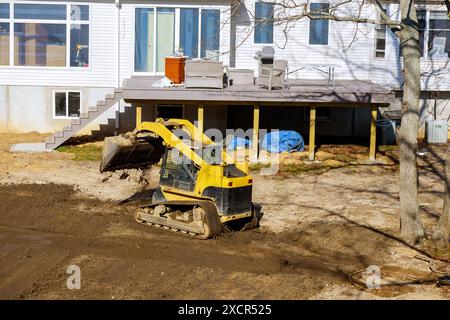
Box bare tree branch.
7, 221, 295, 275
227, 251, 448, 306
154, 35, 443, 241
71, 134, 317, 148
444, 0, 450, 18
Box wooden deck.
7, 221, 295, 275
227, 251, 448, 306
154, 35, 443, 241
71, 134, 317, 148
122, 76, 394, 107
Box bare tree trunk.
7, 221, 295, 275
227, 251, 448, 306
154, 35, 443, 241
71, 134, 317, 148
435, 144, 450, 247
398, 0, 424, 244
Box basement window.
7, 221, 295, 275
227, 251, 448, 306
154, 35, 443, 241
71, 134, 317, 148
304, 107, 333, 121
156, 104, 184, 120
53, 91, 81, 119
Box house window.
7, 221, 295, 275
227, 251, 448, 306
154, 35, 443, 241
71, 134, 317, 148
201, 9, 220, 59
0, 3, 90, 68
374, 7, 388, 58
0, 3, 9, 19
428, 11, 450, 60
156, 8, 175, 72
0, 3, 9, 66
309, 3, 329, 45
418, 11, 426, 57
410, 10, 448, 60
254, 1, 274, 44
135, 8, 154, 73
70, 5, 90, 67
135, 7, 220, 73
14, 3, 67, 20
180, 8, 199, 59
54, 91, 81, 118
14, 5, 69, 67
0, 22, 9, 66
71, 5, 89, 21
15, 23, 67, 67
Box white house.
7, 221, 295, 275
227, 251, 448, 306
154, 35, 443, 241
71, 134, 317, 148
0, 0, 448, 149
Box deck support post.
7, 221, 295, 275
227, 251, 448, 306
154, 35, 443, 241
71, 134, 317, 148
369, 105, 377, 160
136, 104, 142, 128
197, 104, 204, 137
309, 106, 316, 161
252, 105, 260, 162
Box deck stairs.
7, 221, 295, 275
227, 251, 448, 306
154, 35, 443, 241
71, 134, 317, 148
45, 88, 123, 150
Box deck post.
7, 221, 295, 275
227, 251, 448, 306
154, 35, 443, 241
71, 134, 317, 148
252, 105, 260, 162
309, 106, 316, 161
369, 105, 378, 160
135, 104, 142, 128
197, 104, 204, 136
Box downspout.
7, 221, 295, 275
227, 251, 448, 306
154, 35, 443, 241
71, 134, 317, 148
115, 0, 122, 135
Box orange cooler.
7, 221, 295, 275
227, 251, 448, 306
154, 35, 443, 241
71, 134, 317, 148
165, 56, 187, 84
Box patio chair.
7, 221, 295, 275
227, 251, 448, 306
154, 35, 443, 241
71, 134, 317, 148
257, 59, 289, 90
184, 60, 224, 89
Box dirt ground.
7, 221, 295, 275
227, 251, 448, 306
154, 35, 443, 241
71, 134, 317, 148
0, 133, 449, 300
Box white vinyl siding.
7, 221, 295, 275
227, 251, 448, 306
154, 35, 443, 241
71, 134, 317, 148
0, 0, 448, 93
234, 0, 374, 81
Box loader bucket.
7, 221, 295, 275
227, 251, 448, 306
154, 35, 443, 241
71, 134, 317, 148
100, 134, 164, 173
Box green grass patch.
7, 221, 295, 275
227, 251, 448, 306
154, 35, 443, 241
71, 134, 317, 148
280, 163, 326, 174
249, 163, 272, 171
57, 144, 103, 161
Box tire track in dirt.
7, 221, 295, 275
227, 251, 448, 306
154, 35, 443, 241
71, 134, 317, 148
0, 183, 404, 299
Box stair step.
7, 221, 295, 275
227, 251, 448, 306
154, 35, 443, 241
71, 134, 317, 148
46, 136, 55, 144
105, 97, 117, 104
71, 118, 81, 125
46, 88, 122, 150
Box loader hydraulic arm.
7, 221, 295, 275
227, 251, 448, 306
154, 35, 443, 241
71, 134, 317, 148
101, 118, 249, 173
142, 119, 248, 172
136, 121, 206, 167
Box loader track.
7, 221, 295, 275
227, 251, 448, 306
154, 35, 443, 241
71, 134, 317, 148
135, 200, 222, 239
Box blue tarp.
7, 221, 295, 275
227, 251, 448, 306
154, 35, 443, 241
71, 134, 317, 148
227, 136, 252, 150
262, 131, 305, 153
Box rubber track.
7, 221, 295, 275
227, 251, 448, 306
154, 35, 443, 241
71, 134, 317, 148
198, 201, 222, 239
136, 200, 222, 239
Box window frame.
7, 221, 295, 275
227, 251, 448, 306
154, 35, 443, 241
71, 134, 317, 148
133, 4, 223, 76
254, 1, 274, 45
52, 90, 82, 119
403, 9, 450, 62
373, 5, 388, 59
426, 10, 450, 61
0, 1, 91, 70
308, 2, 330, 46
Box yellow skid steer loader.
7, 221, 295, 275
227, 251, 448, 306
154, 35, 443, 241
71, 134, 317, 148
100, 118, 255, 239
